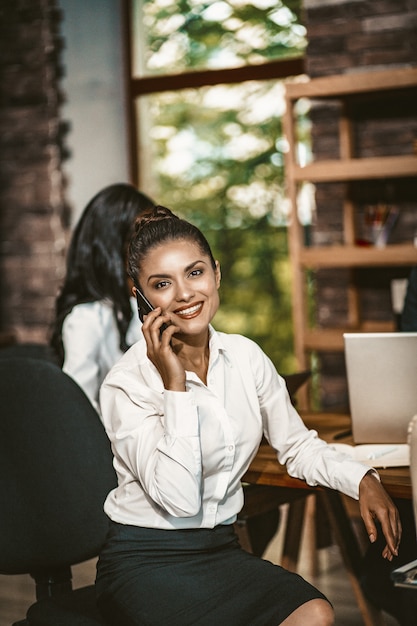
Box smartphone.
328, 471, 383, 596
135, 289, 168, 334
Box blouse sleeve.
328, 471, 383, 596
251, 344, 370, 501
61, 304, 102, 410
100, 366, 203, 518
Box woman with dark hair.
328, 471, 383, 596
50, 183, 155, 411
95, 205, 401, 626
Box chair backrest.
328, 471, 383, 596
409, 414, 417, 534
0, 357, 117, 576
282, 370, 311, 407
0, 342, 59, 364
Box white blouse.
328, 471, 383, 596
62, 298, 142, 412
99, 327, 371, 530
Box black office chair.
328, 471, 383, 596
0, 357, 117, 625
0, 342, 59, 364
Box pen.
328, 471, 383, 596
367, 446, 398, 460
334, 429, 352, 440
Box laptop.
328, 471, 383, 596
343, 332, 417, 444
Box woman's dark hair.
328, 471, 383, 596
127, 205, 216, 289
51, 183, 155, 365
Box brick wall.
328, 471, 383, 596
303, 0, 417, 409
0, 0, 69, 343
305, 0, 417, 77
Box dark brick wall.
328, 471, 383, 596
303, 0, 417, 409
305, 0, 417, 77
0, 0, 69, 343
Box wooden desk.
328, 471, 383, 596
243, 412, 412, 499
242, 412, 411, 626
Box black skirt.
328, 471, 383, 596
95, 522, 329, 626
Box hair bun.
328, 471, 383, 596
133, 205, 177, 233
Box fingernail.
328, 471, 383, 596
369, 534, 376, 543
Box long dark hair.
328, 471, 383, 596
127, 205, 216, 290
51, 183, 155, 365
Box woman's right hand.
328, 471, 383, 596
359, 472, 401, 560
141, 307, 186, 391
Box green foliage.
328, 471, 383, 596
140, 0, 306, 73
210, 224, 296, 374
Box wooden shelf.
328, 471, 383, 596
299, 244, 417, 268
284, 67, 417, 410
293, 155, 417, 183
285, 66, 417, 100
304, 323, 396, 352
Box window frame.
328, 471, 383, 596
121, 0, 305, 185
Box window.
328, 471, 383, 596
124, 0, 306, 372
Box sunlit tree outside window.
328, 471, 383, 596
130, 0, 308, 373
134, 0, 306, 75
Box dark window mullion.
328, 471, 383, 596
131, 57, 305, 96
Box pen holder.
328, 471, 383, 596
364, 204, 399, 248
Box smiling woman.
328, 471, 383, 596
132, 222, 221, 385
94, 205, 400, 626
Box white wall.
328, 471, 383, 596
59, 0, 129, 224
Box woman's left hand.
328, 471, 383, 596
358, 471, 402, 560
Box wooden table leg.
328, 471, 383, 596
281, 496, 308, 572
319, 490, 386, 626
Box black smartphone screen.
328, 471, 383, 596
135, 289, 154, 323
135, 289, 168, 334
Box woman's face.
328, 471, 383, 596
138, 239, 221, 339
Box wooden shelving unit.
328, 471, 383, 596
299, 244, 417, 268
283, 67, 417, 407
292, 155, 417, 182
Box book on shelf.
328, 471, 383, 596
330, 442, 409, 467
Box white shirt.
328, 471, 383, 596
100, 327, 370, 530
62, 298, 142, 411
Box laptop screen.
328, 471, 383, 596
343, 332, 417, 444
